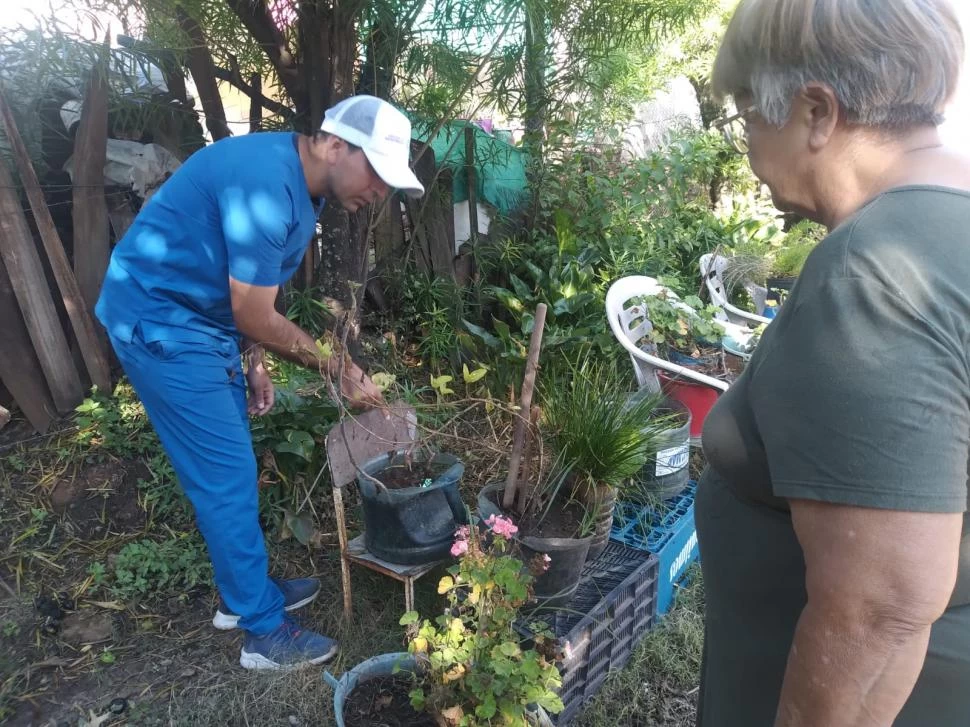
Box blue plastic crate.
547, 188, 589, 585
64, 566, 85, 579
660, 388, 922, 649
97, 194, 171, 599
610, 482, 698, 616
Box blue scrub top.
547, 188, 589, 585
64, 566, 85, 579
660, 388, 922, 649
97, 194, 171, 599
96, 132, 323, 346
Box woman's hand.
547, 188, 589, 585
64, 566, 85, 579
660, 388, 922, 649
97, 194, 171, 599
246, 353, 275, 416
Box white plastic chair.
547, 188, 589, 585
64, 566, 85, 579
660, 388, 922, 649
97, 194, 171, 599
699, 253, 771, 327
604, 275, 729, 394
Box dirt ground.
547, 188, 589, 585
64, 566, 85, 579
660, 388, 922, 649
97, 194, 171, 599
0, 408, 703, 727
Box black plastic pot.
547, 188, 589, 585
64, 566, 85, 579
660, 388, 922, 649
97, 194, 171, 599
357, 451, 468, 565
766, 276, 797, 306
624, 398, 691, 502
478, 483, 592, 608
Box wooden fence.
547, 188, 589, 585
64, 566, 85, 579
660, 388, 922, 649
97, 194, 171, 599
0, 78, 470, 435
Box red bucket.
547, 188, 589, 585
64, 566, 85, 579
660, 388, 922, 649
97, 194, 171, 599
657, 371, 720, 444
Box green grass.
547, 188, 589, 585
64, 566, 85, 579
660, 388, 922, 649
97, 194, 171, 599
0, 377, 705, 726
575, 567, 705, 726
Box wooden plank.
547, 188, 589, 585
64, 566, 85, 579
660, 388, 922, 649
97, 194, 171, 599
0, 156, 84, 412
373, 198, 404, 265
465, 126, 479, 245
404, 147, 455, 279
72, 50, 111, 326
0, 249, 56, 432
0, 88, 112, 394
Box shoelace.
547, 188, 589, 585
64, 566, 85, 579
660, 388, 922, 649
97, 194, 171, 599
280, 618, 303, 640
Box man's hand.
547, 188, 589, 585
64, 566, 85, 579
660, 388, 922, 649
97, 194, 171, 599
246, 357, 275, 416
340, 360, 385, 409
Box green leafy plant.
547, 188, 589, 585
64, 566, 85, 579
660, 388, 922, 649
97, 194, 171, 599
399, 519, 563, 726
538, 355, 679, 511
248, 379, 339, 520
74, 385, 160, 460
90, 535, 212, 601
285, 286, 332, 336
639, 292, 725, 358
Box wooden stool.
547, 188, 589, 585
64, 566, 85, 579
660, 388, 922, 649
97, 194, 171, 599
325, 404, 447, 620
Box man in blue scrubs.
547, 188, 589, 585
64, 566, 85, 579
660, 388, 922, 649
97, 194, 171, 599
95, 96, 424, 670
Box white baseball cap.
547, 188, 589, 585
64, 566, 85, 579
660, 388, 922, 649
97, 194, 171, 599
320, 95, 425, 197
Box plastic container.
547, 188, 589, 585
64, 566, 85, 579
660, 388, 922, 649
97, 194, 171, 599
656, 371, 719, 446
357, 451, 468, 565
325, 652, 556, 726
515, 542, 659, 725
625, 396, 691, 502
324, 652, 417, 727
611, 482, 698, 616
585, 485, 616, 562
478, 482, 592, 608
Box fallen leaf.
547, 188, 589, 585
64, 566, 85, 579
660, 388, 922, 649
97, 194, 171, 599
86, 600, 125, 611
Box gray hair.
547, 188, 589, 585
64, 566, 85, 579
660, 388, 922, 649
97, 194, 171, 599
712, 0, 965, 129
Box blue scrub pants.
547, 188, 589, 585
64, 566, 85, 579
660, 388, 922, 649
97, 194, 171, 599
109, 329, 284, 635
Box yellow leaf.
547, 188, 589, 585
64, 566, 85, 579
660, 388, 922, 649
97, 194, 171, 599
449, 617, 464, 636
431, 375, 454, 397
437, 576, 454, 594
412, 637, 428, 653
442, 664, 466, 683
371, 372, 396, 392
467, 584, 482, 605
315, 338, 334, 360
462, 363, 489, 384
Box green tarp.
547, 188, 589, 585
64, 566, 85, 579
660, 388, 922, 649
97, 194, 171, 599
412, 120, 529, 216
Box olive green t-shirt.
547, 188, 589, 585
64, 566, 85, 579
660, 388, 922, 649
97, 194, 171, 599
697, 186, 970, 726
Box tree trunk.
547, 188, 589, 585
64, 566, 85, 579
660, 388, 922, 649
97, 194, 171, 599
177, 6, 231, 141
249, 73, 262, 132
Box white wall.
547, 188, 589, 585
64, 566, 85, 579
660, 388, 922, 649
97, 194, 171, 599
940, 2, 970, 152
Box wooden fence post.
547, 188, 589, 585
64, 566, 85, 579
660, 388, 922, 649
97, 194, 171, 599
0, 254, 55, 432
0, 88, 112, 394
465, 125, 479, 246
0, 155, 84, 413
73, 44, 111, 323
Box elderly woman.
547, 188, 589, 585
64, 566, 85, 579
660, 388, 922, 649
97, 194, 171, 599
698, 0, 970, 725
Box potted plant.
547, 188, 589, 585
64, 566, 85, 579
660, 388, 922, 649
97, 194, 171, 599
537, 356, 678, 560
356, 448, 468, 565
329, 520, 563, 726
641, 291, 727, 375
725, 220, 823, 307
479, 357, 674, 575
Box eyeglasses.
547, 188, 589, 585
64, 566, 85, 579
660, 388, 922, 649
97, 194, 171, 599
714, 105, 756, 155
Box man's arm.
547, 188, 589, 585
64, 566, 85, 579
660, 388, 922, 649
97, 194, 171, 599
231, 278, 326, 369
775, 499, 962, 727
230, 277, 382, 405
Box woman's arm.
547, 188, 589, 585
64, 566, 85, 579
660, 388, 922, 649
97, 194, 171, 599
775, 499, 962, 727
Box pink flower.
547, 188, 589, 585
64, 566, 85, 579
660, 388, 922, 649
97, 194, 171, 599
485, 514, 518, 539
451, 539, 469, 557
454, 525, 470, 539
542, 554, 552, 572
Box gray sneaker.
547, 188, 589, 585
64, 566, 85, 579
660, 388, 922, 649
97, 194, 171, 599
212, 577, 321, 630
239, 616, 339, 670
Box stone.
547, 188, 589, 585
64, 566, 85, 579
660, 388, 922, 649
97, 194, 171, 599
60, 611, 113, 645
